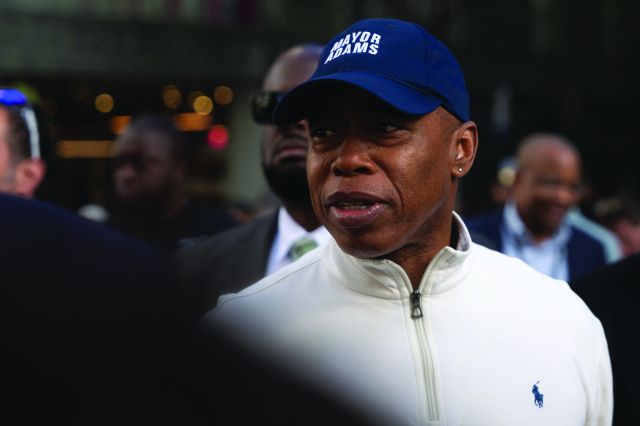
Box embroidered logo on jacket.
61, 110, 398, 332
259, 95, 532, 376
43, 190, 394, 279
532, 381, 544, 408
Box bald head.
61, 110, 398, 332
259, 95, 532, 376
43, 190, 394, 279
516, 133, 581, 174
263, 44, 323, 93
512, 133, 583, 240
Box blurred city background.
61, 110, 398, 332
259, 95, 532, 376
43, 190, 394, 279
2, 0, 638, 217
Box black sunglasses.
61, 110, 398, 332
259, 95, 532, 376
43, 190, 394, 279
0, 88, 41, 159
250, 90, 284, 124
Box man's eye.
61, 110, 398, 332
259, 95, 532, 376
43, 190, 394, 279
378, 124, 399, 133
311, 128, 336, 139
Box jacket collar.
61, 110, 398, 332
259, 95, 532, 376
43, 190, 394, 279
324, 211, 474, 299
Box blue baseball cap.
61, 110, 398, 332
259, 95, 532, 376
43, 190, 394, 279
273, 18, 470, 125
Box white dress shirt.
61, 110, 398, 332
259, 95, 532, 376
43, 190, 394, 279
501, 201, 571, 281
266, 207, 331, 275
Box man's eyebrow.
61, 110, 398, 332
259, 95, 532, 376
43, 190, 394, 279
307, 108, 341, 121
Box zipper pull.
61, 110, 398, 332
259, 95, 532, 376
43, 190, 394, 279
411, 289, 423, 319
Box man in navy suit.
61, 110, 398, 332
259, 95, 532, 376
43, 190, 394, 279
466, 132, 608, 282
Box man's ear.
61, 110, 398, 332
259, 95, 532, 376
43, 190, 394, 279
14, 158, 46, 198
451, 121, 478, 177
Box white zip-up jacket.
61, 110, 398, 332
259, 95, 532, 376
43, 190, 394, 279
207, 213, 613, 426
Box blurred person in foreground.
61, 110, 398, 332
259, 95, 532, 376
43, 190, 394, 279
0, 193, 179, 425
1, 193, 361, 425
109, 114, 238, 261
204, 18, 612, 425
170, 43, 330, 318
0, 87, 46, 198
467, 133, 613, 282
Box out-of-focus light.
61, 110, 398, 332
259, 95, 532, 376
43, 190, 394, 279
497, 166, 516, 187
161, 84, 177, 95
193, 95, 214, 115
174, 113, 213, 132
213, 85, 234, 105
78, 203, 110, 223
496, 157, 517, 187
162, 85, 182, 109
95, 93, 114, 113
207, 124, 229, 150
109, 115, 132, 135
57, 140, 113, 158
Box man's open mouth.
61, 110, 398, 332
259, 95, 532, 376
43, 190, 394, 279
327, 192, 387, 228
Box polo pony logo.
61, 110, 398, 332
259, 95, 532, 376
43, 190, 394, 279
532, 381, 544, 408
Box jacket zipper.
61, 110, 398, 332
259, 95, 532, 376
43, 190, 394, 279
411, 288, 439, 422
411, 289, 423, 318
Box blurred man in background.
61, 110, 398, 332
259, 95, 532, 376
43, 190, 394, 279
467, 132, 611, 281
171, 43, 329, 318
109, 114, 238, 261
0, 88, 46, 198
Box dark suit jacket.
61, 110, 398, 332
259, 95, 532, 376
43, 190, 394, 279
571, 254, 640, 426
169, 209, 278, 320
465, 209, 607, 282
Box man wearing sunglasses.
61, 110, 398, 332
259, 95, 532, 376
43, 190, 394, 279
171, 43, 329, 319
0, 88, 46, 198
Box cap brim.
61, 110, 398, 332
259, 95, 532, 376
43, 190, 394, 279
272, 71, 442, 125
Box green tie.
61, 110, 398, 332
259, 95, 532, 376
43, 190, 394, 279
289, 237, 318, 261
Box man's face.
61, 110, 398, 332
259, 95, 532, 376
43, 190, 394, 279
307, 86, 460, 261
112, 131, 178, 211
513, 144, 581, 236
0, 109, 17, 193
261, 51, 319, 200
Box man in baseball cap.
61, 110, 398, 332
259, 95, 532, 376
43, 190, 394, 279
205, 19, 612, 425
273, 18, 469, 125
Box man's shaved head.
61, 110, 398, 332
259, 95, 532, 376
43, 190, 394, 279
516, 133, 580, 173
512, 132, 582, 240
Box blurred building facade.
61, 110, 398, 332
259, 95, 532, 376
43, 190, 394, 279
1, 0, 638, 217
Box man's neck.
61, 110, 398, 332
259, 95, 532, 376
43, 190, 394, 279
511, 202, 557, 245
389, 215, 455, 290
521, 216, 557, 244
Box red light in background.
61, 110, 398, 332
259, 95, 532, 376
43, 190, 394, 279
207, 125, 229, 150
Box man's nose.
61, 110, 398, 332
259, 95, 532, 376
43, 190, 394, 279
115, 163, 137, 180
331, 136, 375, 177
554, 184, 580, 206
